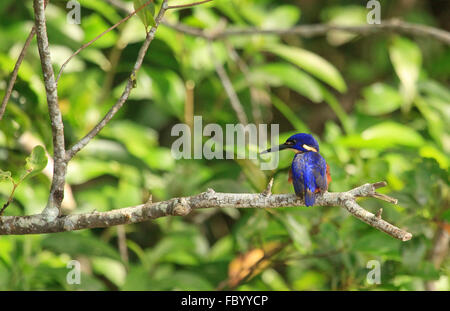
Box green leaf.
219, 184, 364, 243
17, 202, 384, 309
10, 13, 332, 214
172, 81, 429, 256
25, 145, 48, 175
280, 214, 311, 253
389, 36, 422, 110
291, 270, 326, 290
415, 96, 445, 149
262, 268, 290, 291
162, 271, 214, 290
414, 262, 441, 280
418, 80, 450, 103
250, 63, 323, 102
263, 44, 347, 92
262, 5, 301, 29
0, 169, 12, 182
208, 235, 233, 261
134, 0, 156, 30
352, 232, 401, 258
82, 14, 118, 48
92, 257, 127, 287
42, 232, 122, 261
361, 122, 424, 148
338, 122, 425, 149
320, 86, 352, 133
78, 0, 122, 24
321, 6, 366, 46
235, 159, 267, 192
358, 82, 403, 115
146, 68, 186, 120
271, 96, 310, 132
441, 210, 450, 222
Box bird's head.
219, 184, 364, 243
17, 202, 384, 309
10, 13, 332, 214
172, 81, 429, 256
260, 133, 320, 154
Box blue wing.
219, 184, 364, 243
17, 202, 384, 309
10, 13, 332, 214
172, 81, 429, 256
291, 152, 328, 206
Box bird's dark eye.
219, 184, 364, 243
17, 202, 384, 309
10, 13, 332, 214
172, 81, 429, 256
285, 140, 295, 146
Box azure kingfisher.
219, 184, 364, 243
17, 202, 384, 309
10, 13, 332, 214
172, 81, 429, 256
261, 133, 331, 207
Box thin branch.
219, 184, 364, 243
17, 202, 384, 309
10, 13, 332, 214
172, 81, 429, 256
56, 0, 155, 84
209, 42, 248, 125
33, 0, 67, 219
117, 225, 129, 264
425, 226, 449, 290
0, 28, 36, 120
261, 177, 274, 196
425, 202, 449, 290
98, 33, 127, 105
0, 183, 19, 216
0, 0, 49, 120
0, 181, 412, 241
163, 19, 450, 44
65, 0, 169, 161
167, 0, 214, 9
226, 42, 264, 124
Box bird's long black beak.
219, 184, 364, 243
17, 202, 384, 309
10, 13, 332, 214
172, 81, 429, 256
260, 143, 290, 154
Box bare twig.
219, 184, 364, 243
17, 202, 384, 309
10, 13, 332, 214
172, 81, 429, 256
0, 182, 412, 241
57, 0, 216, 84
261, 177, 274, 196
425, 226, 449, 290
56, 0, 155, 84
65, 0, 170, 161
163, 19, 450, 44
117, 225, 129, 264
108, 1, 449, 45
0, 183, 19, 216
0, 0, 49, 120
375, 208, 383, 219
425, 200, 449, 291
0, 28, 36, 120
226, 43, 264, 124
209, 42, 248, 125
33, 0, 66, 219
184, 80, 195, 129
167, 0, 214, 9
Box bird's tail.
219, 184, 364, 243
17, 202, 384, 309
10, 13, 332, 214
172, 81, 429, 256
304, 189, 315, 207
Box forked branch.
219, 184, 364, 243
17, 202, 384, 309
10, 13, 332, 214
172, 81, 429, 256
0, 181, 412, 241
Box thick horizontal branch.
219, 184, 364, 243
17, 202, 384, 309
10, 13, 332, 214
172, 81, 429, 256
163, 19, 450, 44
0, 182, 412, 241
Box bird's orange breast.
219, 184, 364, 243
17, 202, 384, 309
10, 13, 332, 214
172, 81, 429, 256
326, 163, 332, 185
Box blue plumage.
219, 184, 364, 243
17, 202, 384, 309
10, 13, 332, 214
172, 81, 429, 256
261, 133, 330, 207
291, 151, 328, 206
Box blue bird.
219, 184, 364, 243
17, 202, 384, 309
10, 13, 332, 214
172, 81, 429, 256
261, 133, 331, 206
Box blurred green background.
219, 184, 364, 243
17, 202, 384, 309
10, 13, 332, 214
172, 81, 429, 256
0, 0, 449, 290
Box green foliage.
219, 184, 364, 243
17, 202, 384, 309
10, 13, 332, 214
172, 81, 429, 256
263, 44, 347, 93
24, 146, 48, 178
0, 0, 448, 291
134, 0, 156, 31
0, 145, 48, 214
